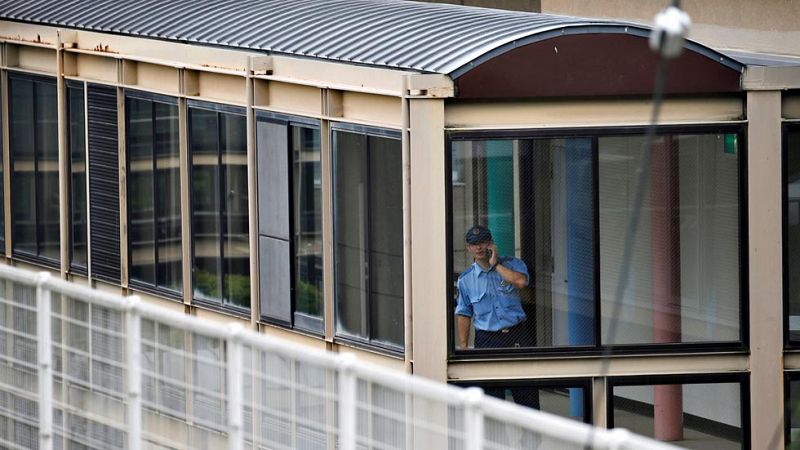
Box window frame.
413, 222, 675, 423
783, 122, 800, 348
446, 124, 749, 359
66, 80, 88, 274
331, 122, 405, 354
607, 372, 750, 449
8, 72, 60, 268
255, 110, 324, 335
187, 99, 250, 313
451, 377, 594, 424
124, 90, 182, 299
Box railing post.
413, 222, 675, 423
125, 296, 142, 450
227, 324, 244, 450
35, 272, 53, 450
463, 387, 484, 450
338, 354, 358, 450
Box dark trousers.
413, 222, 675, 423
474, 323, 540, 410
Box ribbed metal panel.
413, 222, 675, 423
87, 83, 121, 283
0, 0, 648, 75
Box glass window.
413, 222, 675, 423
334, 130, 403, 348
293, 126, 323, 329
599, 134, 740, 345
9, 75, 60, 264
450, 132, 741, 352
610, 377, 744, 449
126, 94, 182, 294
190, 105, 250, 308
455, 380, 591, 423
68, 83, 87, 270
788, 374, 800, 449
787, 127, 800, 342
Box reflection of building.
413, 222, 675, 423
0, 0, 798, 448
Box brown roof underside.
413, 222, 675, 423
454, 33, 741, 99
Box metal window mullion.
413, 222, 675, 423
363, 137, 371, 342
84, 82, 91, 279
151, 101, 160, 289
287, 125, 296, 326
216, 112, 226, 304
33, 81, 41, 258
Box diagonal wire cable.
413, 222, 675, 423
585, 1, 678, 446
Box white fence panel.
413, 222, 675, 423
0, 264, 683, 450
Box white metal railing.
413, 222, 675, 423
0, 263, 683, 450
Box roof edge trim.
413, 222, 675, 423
447, 24, 745, 79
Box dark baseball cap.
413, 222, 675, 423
465, 225, 492, 244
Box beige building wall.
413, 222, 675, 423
542, 0, 800, 56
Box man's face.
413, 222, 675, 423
466, 239, 492, 259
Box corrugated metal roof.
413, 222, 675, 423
0, 0, 741, 76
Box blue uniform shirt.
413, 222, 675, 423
455, 257, 529, 332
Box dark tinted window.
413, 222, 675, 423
334, 130, 403, 348
127, 95, 182, 294
9, 75, 60, 264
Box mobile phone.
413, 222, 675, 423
488, 249, 493, 259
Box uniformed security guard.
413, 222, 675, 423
456, 225, 539, 410
456, 225, 531, 349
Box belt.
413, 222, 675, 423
480, 321, 525, 334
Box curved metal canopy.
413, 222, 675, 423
0, 0, 743, 76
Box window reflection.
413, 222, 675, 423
292, 126, 323, 327
451, 133, 741, 351
190, 106, 250, 308
334, 130, 403, 348
787, 129, 800, 342
68, 83, 87, 269
126, 95, 182, 294
9, 75, 60, 263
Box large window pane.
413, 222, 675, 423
128, 98, 156, 284
788, 128, 800, 341
451, 138, 595, 350
155, 103, 182, 292
450, 131, 741, 353
9, 75, 59, 264
220, 113, 249, 307
599, 134, 740, 345
190, 106, 249, 308
334, 130, 403, 347
292, 126, 323, 327
127, 95, 181, 294
68, 84, 87, 269
611, 379, 743, 449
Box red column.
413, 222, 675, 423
650, 136, 683, 441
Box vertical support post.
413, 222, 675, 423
463, 387, 484, 450
650, 136, 683, 441
36, 272, 53, 450
401, 77, 412, 373
408, 97, 447, 382
245, 58, 259, 328
178, 72, 192, 306
125, 296, 142, 450
227, 324, 244, 450
56, 30, 69, 278
592, 377, 607, 427
338, 354, 357, 450
1, 68, 10, 255
747, 90, 783, 450
321, 116, 334, 342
